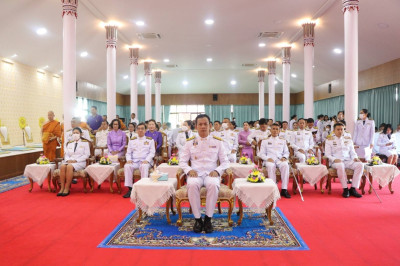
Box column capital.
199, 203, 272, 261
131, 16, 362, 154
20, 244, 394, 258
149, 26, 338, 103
129, 47, 139, 65
62, 0, 78, 18
257, 70, 265, 82
302, 21, 316, 47
342, 0, 359, 13
282, 46, 292, 64
154, 71, 162, 83
144, 61, 152, 75
267, 60, 276, 75
105, 24, 118, 48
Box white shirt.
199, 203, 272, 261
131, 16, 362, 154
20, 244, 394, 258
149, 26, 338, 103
377, 133, 397, 154
179, 135, 229, 177
126, 131, 138, 140
126, 136, 155, 164
290, 129, 314, 152
64, 139, 90, 162
95, 129, 108, 147
279, 129, 291, 143
176, 130, 197, 151
247, 129, 270, 145
131, 118, 139, 125
325, 135, 358, 164
259, 136, 289, 161
353, 118, 375, 146
219, 129, 238, 154
394, 132, 400, 154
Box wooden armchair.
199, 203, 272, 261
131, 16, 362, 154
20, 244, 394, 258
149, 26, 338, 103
175, 168, 234, 227
160, 132, 169, 162
52, 139, 95, 193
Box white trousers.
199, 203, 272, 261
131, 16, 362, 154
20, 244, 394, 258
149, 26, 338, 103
227, 153, 237, 163
355, 145, 372, 161
124, 162, 151, 187
294, 149, 318, 164
187, 175, 220, 218
331, 160, 363, 189
264, 160, 289, 189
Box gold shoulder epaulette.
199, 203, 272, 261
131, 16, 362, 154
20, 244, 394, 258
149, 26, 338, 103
66, 129, 72, 132
327, 135, 333, 140
131, 136, 137, 140
146, 137, 153, 140
213, 136, 223, 141
186, 136, 195, 141
313, 126, 318, 129
234, 129, 239, 132
344, 136, 351, 139
279, 136, 285, 140
179, 130, 184, 133
192, 130, 198, 132
81, 139, 89, 142
67, 140, 74, 144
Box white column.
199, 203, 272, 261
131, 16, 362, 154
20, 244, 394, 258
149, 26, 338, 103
267, 60, 276, 121
258, 70, 265, 119
61, 0, 78, 136
144, 61, 152, 120
343, 0, 359, 136
282, 46, 291, 122
129, 47, 139, 119
302, 21, 316, 119
105, 24, 118, 121
154, 71, 162, 122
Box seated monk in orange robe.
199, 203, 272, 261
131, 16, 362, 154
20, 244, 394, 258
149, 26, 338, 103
116, 115, 127, 130
42, 111, 61, 161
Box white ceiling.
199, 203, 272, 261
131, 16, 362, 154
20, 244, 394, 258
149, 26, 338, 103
1, 0, 399, 95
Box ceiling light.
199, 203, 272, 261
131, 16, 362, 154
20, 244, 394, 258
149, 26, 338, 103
43, 65, 49, 69
36, 28, 47, 35
313, 65, 315, 68
136, 21, 145, 26
182, 80, 188, 86
163, 59, 170, 63
258, 43, 266, 47
206, 58, 213, 62
204, 19, 214, 25
291, 74, 297, 78
274, 81, 278, 85
11, 54, 17, 58
333, 48, 342, 54
141, 81, 146, 86
123, 75, 128, 79
60, 70, 63, 73
80, 51, 88, 57
230, 80, 237, 85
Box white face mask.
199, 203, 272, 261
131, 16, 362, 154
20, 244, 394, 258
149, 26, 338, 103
221, 123, 229, 130
359, 114, 365, 119
181, 126, 188, 132
72, 133, 80, 141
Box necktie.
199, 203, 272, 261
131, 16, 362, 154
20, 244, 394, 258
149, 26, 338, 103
363, 121, 365, 125
185, 132, 189, 139
130, 133, 132, 138
74, 142, 78, 152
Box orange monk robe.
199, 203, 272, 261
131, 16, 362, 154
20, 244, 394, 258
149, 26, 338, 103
120, 119, 127, 130
42, 120, 61, 161
60, 122, 64, 156
79, 122, 91, 131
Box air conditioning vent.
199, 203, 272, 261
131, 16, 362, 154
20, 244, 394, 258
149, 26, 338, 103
242, 63, 258, 67
258, 32, 283, 38
137, 33, 161, 39
165, 64, 178, 68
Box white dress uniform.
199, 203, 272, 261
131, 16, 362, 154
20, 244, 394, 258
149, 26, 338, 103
66, 128, 91, 142
372, 131, 381, 154
306, 126, 320, 144
124, 136, 155, 187
210, 129, 222, 138
126, 131, 138, 140
377, 133, 397, 157
219, 129, 238, 163
176, 130, 197, 153
290, 129, 315, 163
64, 139, 91, 171
247, 129, 271, 146
353, 118, 375, 160
179, 135, 229, 219
394, 132, 400, 155
279, 130, 291, 143
95, 129, 109, 156
325, 135, 363, 189
289, 119, 296, 130
258, 136, 290, 189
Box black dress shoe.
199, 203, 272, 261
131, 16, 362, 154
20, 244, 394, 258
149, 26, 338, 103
122, 190, 131, 198
71, 179, 78, 184
193, 218, 204, 233
204, 216, 213, 233
61, 191, 70, 197
280, 189, 291, 198
342, 188, 350, 198
349, 187, 362, 198
56, 191, 64, 197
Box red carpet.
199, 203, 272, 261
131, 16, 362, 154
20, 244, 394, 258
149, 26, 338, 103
1, 179, 400, 266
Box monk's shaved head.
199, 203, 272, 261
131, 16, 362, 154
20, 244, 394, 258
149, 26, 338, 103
48, 111, 55, 121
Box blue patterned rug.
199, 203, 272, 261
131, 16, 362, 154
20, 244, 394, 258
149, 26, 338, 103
99, 207, 308, 250
0, 176, 29, 194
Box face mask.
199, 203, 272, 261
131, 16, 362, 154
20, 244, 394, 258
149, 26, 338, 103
181, 126, 188, 132
73, 133, 80, 141
221, 123, 228, 130
359, 114, 364, 119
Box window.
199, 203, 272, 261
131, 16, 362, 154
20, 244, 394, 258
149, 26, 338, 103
74, 97, 89, 122
168, 105, 205, 128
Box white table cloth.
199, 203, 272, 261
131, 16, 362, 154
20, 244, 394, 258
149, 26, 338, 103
23, 163, 56, 185
156, 163, 181, 178
130, 178, 177, 215
85, 163, 120, 185
232, 178, 280, 213
296, 163, 329, 186
229, 163, 255, 179
364, 163, 400, 188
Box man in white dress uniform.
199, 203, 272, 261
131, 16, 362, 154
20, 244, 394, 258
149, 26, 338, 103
290, 118, 315, 163
353, 109, 375, 160
179, 114, 229, 233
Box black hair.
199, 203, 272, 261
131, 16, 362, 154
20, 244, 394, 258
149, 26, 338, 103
291, 115, 297, 119
110, 119, 121, 129
128, 122, 135, 128
379, 123, 386, 129
72, 127, 82, 133
334, 122, 345, 129
231, 121, 237, 129
337, 111, 344, 115
298, 118, 306, 123
91, 106, 97, 110
148, 119, 156, 124
317, 114, 324, 119
137, 122, 146, 129
259, 118, 268, 125
243, 121, 249, 126
195, 114, 211, 125
339, 120, 346, 126
307, 118, 314, 123
271, 123, 280, 128
361, 109, 370, 118
214, 120, 221, 125
282, 121, 288, 125
102, 120, 109, 125
185, 120, 194, 130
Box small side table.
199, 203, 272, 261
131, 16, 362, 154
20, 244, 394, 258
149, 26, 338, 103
364, 163, 400, 194
229, 163, 255, 179
295, 163, 329, 193
232, 178, 280, 226
85, 163, 120, 193
156, 163, 181, 178
131, 178, 177, 224
24, 163, 56, 192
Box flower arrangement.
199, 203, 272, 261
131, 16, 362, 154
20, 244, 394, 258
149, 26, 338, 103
239, 154, 252, 165
38, 117, 46, 128
247, 165, 265, 183
369, 156, 382, 166
99, 155, 112, 165
36, 155, 50, 165
19, 117, 27, 129
306, 156, 319, 165
168, 154, 179, 165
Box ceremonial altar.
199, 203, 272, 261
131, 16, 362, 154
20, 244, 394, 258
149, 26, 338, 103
130, 178, 177, 224
232, 178, 280, 226
364, 163, 400, 194
23, 163, 56, 192
295, 163, 329, 193
85, 163, 120, 193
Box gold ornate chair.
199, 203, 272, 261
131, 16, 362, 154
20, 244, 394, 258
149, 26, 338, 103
160, 132, 169, 162
174, 167, 234, 227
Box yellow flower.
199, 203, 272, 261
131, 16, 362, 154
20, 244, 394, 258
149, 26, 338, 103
19, 117, 27, 129
39, 117, 46, 128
